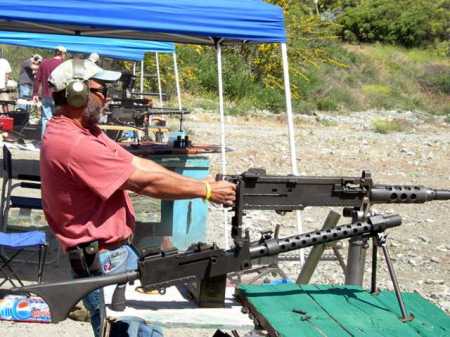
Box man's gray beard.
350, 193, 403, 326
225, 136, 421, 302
83, 98, 104, 128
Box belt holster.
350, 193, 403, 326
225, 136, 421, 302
68, 241, 101, 277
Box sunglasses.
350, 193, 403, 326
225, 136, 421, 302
90, 87, 108, 101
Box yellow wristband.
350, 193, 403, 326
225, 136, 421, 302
204, 182, 212, 201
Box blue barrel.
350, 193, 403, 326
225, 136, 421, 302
134, 155, 209, 251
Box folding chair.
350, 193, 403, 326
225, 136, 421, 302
0, 145, 59, 266
0, 230, 47, 287
1, 145, 42, 232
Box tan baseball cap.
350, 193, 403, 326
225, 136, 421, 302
49, 59, 121, 92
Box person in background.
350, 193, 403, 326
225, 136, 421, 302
33, 46, 66, 137
18, 54, 42, 112
42, 59, 236, 337
0, 56, 12, 113
88, 52, 100, 64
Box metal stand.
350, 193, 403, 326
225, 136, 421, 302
345, 235, 369, 285
344, 198, 370, 286
370, 236, 379, 294
372, 232, 414, 322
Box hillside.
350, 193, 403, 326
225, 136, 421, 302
1, 0, 449, 118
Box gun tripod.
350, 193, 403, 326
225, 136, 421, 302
345, 199, 414, 322
370, 232, 414, 322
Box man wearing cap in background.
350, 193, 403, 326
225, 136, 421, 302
33, 45, 66, 137
18, 54, 42, 112
42, 58, 236, 337
88, 52, 100, 64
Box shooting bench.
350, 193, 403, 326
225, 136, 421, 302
237, 283, 450, 337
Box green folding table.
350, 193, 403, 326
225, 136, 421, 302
237, 284, 450, 337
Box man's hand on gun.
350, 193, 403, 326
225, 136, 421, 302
204, 177, 236, 206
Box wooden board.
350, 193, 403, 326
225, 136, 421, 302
104, 281, 254, 330
237, 284, 450, 337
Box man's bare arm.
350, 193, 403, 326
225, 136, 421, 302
122, 157, 236, 205
131, 156, 198, 183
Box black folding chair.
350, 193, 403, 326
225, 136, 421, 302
1, 145, 42, 232
0, 145, 59, 266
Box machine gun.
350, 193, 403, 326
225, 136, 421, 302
107, 105, 190, 130
221, 168, 450, 246
14, 169, 450, 322
15, 214, 401, 323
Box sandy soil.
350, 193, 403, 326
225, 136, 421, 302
1, 109, 449, 336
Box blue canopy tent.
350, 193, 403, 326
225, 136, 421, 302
0, 31, 175, 60
0, 0, 301, 252
0, 31, 179, 107
0, 0, 286, 44
0, 33, 146, 61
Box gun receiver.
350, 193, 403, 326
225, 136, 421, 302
219, 168, 450, 244
16, 214, 400, 323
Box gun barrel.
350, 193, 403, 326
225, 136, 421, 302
370, 186, 450, 204
434, 189, 450, 200
249, 214, 401, 259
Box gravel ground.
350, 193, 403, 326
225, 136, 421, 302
1, 109, 449, 336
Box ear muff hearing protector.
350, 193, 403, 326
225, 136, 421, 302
66, 59, 89, 108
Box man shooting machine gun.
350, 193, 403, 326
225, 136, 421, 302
14, 169, 450, 323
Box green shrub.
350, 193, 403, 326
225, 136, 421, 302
372, 118, 412, 134
418, 65, 450, 95
317, 98, 338, 111
338, 0, 450, 48
362, 84, 391, 97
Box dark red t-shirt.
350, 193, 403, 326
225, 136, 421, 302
40, 115, 136, 251
33, 57, 63, 98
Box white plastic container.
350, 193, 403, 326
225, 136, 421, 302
0, 295, 50, 322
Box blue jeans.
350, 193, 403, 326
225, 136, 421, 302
83, 245, 139, 337
18, 84, 32, 111
40, 96, 55, 138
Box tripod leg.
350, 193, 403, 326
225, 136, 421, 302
378, 233, 414, 322
297, 211, 340, 284
370, 236, 378, 294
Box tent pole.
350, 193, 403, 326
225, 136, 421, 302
140, 60, 144, 99
155, 52, 164, 108
173, 52, 182, 110
281, 42, 304, 265
132, 62, 136, 95
216, 41, 229, 250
